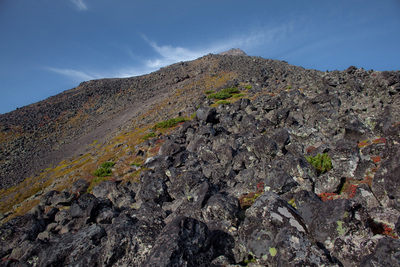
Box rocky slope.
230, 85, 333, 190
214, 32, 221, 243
1, 50, 400, 266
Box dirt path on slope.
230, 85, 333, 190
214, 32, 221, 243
41, 90, 171, 174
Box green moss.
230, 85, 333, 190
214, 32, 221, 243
306, 153, 333, 174
204, 90, 215, 94
244, 85, 252, 89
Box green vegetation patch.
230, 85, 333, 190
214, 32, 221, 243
207, 92, 231, 100
215, 100, 231, 105
143, 132, 156, 140
220, 87, 239, 94
154, 117, 187, 129
204, 90, 215, 94
93, 161, 115, 177
130, 162, 142, 167
233, 93, 245, 98
306, 153, 332, 174
207, 87, 240, 100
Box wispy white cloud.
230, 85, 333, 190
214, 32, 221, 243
70, 0, 88, 11
141, 36, 207, 69
138, 23, 292, 71
46, 23, 297, 82
46, 67, 100, 81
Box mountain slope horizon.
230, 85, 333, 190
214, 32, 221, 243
0, 50, 314, 190
1, 49, 400, 265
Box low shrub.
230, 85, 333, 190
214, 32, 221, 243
204, 90, 215, 94
93, 161, 115, 177
233, 93, 245, 98
154, 117, 187, 129
215, 100, 230, 105
207, 92, 231, 100
143, 132, 156, 140
244, 85, 252, 89
207, 87, 240, 100
220, 87, 239, 94
130, 162, 141, 167
306, 153, 332, 174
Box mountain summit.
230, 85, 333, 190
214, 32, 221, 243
1, 52, 400, 266
219, 48, 247, 56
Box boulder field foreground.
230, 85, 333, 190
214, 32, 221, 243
1, 50, 400, 266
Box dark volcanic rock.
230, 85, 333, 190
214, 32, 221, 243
144, 216, 215, 267
21, 224, 106, 266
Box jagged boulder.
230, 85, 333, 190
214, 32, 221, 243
92, 180, 136, 208
196, 106, 218, 124
144, 216, 215, 266
137, 173, 171, 205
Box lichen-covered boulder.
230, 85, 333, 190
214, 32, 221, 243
295, 190, 374, 266
361, 237, 400, 266
371, 150, 400, 211
238, 191, 338, 265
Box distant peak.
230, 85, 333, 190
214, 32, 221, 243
219, 48, 247, 56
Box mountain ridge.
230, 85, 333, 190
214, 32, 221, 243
1, 51, 400, 266
0, 53, 316, 190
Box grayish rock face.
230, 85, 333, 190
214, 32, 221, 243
1, 54, 400, 266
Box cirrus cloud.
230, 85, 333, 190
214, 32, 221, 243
70, 0, 88, 11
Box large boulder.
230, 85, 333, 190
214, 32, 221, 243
371, 150, 400, 211
361, 237, 400, 266
20, 224, 106, 266
238, 191, 338, 265
144, 216, 216, 266
295, 190, 375, 266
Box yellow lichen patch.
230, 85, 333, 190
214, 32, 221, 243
3, 199, 41, 223
0, 175, 52, 215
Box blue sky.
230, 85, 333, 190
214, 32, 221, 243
1, 0, 399, 114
